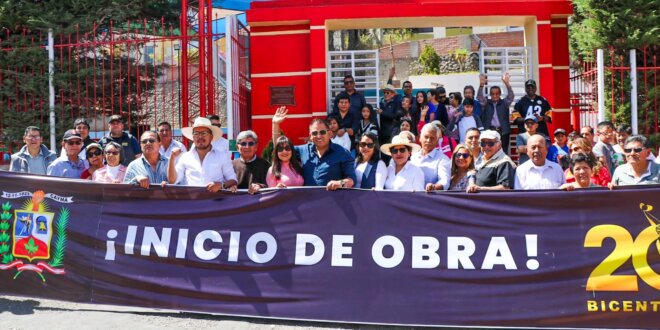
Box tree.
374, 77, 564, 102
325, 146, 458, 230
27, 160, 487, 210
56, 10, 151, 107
0, 0, 179, 150
569, 0, 659, 144
418, 44, 439, 75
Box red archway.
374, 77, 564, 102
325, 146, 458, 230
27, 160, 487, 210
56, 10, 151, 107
247, 0, 573, 145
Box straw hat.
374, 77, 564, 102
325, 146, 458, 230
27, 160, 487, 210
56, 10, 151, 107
181, 117, 223, 142
382, 84, 396, 92
380, 134, 421, 156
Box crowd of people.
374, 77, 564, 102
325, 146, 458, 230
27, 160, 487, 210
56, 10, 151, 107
7, 73, 660, 192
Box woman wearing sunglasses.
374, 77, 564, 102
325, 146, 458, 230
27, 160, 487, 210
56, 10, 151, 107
354, 132, 387, 190
380, 135, 424, 191
81, 143, 104, 180
93, 142, 127, 183
564, 137, 611, 187
449, 144, 476, 191
266, 136, 304, 188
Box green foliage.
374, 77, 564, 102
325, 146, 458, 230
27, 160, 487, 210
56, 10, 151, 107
418, 45, 440, 75
24, 237, 39, 255
0, 222, 9, 231
49, 207, 69, 267
261, 139, 274, 164
2, 202, 12, 212
0, 244, 9, 254
2, 254, 13, 264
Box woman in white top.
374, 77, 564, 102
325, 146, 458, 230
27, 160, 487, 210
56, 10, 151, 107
381, 135, 425, 191
354, 132, 387, 189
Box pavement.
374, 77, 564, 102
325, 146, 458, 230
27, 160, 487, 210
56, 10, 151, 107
0, 295, 430, 330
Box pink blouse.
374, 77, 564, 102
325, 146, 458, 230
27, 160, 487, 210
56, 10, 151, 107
266, 163, 304, 187
92, 165, 127, 184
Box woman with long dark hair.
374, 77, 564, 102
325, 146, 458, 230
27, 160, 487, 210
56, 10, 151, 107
266, 136, 304, 188
354, 132, 387, 189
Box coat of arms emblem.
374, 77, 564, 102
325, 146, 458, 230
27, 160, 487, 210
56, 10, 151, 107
0, 190, 69, 281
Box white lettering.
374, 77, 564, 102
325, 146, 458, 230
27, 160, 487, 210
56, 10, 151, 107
193, 230, 222, 260
245, 232, 277, 264
481, 237, 517, 270
141, 227, 172, 257
294, 234, 325, 265
331, 235, 353, 267
227, 231, 241, 262
447, 237, 476, 270
124, 225, 138, 255
175, 229, 189, 259
372, 235, 404, 268
411, 236, 440, 269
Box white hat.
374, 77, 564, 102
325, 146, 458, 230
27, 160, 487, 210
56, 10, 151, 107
479, 130, 501, 142
181, 117, 223, 142
382, 84, 396, 92
380, 134, 421, 156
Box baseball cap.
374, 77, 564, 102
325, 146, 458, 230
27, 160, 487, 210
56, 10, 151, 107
62, 129, 82, 141
525, 79, 537, 87
108, 115, 123, 124
479, 130, 500, 142
85, 143, 102, 152
73, 118, 90, 128
524, 114, 538, 123
554, 128, 567, 135
436, 86, 446, 94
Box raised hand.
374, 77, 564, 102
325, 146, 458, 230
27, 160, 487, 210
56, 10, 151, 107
272, 106, 288, 124
502, 72, 510, 85
479, 74, 487, 86
171, 147, 182, 159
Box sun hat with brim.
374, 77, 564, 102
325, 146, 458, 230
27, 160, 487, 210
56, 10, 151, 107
181, 117, 223, 143
479, 130, 501, 142
380, 135, 421, 156
382, 84, 396, 92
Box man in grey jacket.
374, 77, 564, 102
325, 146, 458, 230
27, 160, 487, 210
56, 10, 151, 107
9, 126, 57, 175
477, 72, 514, 154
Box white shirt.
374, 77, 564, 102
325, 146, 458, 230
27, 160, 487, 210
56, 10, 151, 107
212, 137, 230, 152
458, 116, 477, 143
331, 133, 352, 151
384, 161, 425, 191
410, 148, 451, 190
160, 139, 187, 158
514, 160, 565, 190
174, 148, 236, 186
355, 160, 387, 190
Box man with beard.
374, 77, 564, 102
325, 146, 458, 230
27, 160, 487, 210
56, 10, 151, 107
514, 134, 565, 190
167, 117, 237, 192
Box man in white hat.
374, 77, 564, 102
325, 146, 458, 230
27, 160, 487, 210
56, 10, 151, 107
167, 117, 237, 192
376, 84, 400, 145
467, 130, 516, 193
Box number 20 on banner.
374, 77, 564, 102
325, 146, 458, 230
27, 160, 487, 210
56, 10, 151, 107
584, 203, 660, 291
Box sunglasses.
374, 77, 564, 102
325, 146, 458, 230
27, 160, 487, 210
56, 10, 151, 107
455, 153, 470, 159
480, 141, 497, 147
141, 138, 157, 144
239, 141, 256, 147
276, 145, 291, 152
105, 151, 120, 156
66, 140, 82, 145
624, 147, 644, 153
87, 150, 103, 158
359, 142, 375, 149
192, 131, 210, 137
390, 147, 408, 155
311, 130, 327, 137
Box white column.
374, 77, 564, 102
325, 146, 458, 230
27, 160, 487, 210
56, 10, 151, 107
596, 49, 605, 123
225, 16, 234, 139
48, 29, 56, 151
629, 49, 638, 134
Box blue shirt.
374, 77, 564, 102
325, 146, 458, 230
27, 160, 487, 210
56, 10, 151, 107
47, 156, 87, 178
123, 155, 169, 185
295, 142, 357, 186
547, 144, 569, 164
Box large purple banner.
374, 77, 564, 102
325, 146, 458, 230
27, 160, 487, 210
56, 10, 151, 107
0, 171, 658, 328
